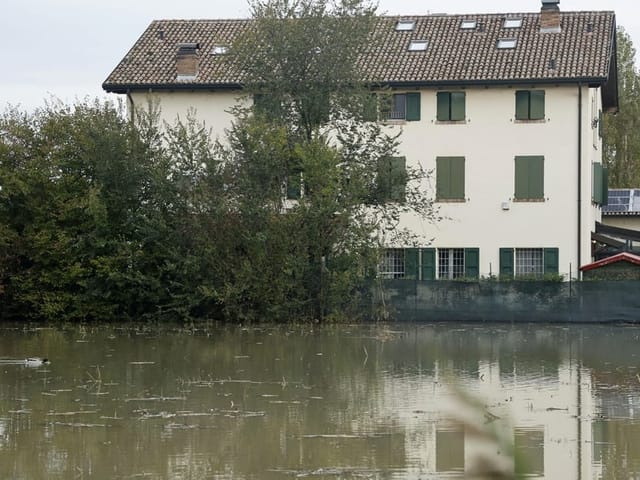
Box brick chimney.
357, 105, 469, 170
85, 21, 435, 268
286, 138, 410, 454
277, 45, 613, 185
176, 43, 199, 80
540, 0, 561, 33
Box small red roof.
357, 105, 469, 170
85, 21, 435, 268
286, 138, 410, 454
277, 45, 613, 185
580, 252, 640, 272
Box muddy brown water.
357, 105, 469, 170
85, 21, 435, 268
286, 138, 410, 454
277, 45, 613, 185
0, 323, 638, 479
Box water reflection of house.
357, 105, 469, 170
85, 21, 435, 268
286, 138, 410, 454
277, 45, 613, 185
373, 357, 596, 478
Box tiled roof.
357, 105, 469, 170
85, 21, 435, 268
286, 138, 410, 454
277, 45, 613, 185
580, 252, 640, 272
103, 10, 616, 92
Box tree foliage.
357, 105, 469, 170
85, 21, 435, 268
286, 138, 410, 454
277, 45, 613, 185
603, 27, 640, 187
0, 0, 439, 323
218, 0, 438, 321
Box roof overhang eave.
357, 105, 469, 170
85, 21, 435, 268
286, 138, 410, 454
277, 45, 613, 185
102, 82, 245, 94
102, 76, 611, 94
372, 77, 609, 89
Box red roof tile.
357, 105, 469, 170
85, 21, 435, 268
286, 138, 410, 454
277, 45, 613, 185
580, 252, 640, 272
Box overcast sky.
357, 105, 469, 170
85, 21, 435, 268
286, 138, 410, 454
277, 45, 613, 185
0, 0, 637, 112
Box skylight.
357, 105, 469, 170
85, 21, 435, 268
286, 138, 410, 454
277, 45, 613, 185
212, 45, 229, 55
408, 40, 428, 52
461, 20, 477, 30
497, 38, 517, 49
504, 18, 523, 28
396, 20, 416, 31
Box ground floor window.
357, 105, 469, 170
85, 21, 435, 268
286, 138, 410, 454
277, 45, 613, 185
500, 247, 559, 278
378, 249, 405, 279
438, 248, 465, 279
378, 247, 479, 280
515, 248, 544, 277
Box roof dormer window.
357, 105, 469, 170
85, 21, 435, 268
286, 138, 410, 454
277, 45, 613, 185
497, 38, 517, 49
461, 20, 477, 29
212, 45, 229, 55
504, 18, 523, 28
408, 40, 428, 52
396, 20, 416, 31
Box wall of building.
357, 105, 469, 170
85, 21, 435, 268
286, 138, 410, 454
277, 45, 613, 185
126, 83, 605, 277
129, 90, 246, 143
382, 84, 603, 277
602, 215, 640, 231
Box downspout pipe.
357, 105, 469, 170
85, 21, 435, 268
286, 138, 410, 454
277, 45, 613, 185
126, 90, 135, 124
577, 83, 582, 279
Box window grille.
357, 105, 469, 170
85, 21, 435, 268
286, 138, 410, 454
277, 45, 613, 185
438, 248, 465, 279
379, 249, 405, 278
388, 94, 407, 119
515, 248, 543, 277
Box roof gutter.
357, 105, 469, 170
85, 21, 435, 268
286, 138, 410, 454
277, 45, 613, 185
102, 82, 244, 94
103, 77, 609, 94
379, 77, 609, 89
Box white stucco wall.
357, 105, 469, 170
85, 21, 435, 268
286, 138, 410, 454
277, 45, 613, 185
128, 90, 246, 143
383, 84, 603, 277
125, 84, 605, 278
602, 216, 640, 231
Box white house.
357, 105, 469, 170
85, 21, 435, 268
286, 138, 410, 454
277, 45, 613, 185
103, 0, 618, 281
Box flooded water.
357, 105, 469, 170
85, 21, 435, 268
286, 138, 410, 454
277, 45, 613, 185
0, 323, 639, 479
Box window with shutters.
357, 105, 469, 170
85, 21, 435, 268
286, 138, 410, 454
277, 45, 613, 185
438, 248, 465, 279
515, 90, 545, 121
514, 156, 544, 201
381, 93, 421, 121
379, 247, 479, 280
436, 156, 465, 201
437, 92, 466, 122
376, 156, 407, 203
286, 170, 303, 200
500, 247, 559, 278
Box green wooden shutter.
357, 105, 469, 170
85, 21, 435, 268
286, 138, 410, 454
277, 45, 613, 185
593, 163, 603, 204
515, 91, 529, 120
543, 248, 559, 275
376, 157, 390, 202
528, 156, 544, 199
437, 92, 450, 121
390, 156, 407, 203
464, 248, 480, 279
451, 92, 466, 121
450, 157, 465, 199
287, 171, 302, 199
499, 248, 514, 279
602, 167, 609, 206
514, 156, 528, 199
530, 91, 545, 120
363, 93, 378, 122
515, 156, 544, 199
437, 157, 465, 200
379, 93, 392, 120
598, 110, 603, 138
421, 248, 436, 280
405, 248, 419, 280
406, 92, 421, 121
436, 157, 451, 199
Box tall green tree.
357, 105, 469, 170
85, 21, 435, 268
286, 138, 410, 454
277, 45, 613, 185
603, 27, 640, 187
219, 0, 438, 322
0, 101, 230, 322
